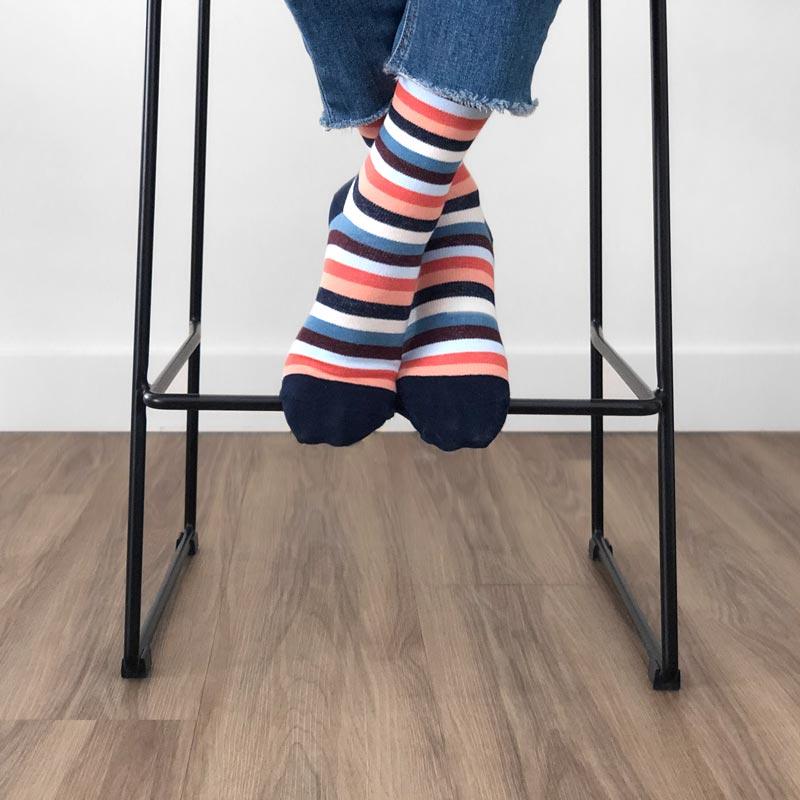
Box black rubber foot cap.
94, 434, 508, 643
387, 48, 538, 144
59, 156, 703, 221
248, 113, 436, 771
121, 647, 151, 679
650, 660, 681, 691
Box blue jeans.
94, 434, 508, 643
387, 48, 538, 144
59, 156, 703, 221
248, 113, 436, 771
284, 0, 562, 128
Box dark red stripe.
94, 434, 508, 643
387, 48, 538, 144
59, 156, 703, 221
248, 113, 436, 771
374, 135, 454, 185
403, 325, 502, 353
298, 328, 402, 360
327, 230, 419, 267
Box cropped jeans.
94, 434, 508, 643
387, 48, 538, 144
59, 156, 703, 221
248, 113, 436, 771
283, 0, 562, 128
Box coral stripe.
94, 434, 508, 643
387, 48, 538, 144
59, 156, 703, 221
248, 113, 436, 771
401, 351, 508, 368
395, 81, 486, 132
324, 259, 418, 291
420, 256, 493, 275
358, 118, 385, 139
358, 168, 442, 220
416, 268, 494, 291
284, 363, 396, 391
446, 166, 478, 199
399, 363, 509, 379
321, 273, 415, 306
392, 95, 480, 142
285, 354, 396, 380
364, 157, 444, 209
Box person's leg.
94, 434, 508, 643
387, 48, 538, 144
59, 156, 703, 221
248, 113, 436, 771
283, 0, 562, 447
353, 122, 507, 450
385, 0, 562, 117
375, 0, 561, 450
280, 78, 490, 445
282, 0, 405, 128
397, 167, 507, 450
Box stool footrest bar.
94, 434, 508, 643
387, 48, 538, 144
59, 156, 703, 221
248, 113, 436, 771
143, 391, 661, 416
136, 524, 198, 671
589, 531, 679, 690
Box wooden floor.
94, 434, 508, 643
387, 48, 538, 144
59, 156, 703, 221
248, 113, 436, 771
1, 432, 799, 799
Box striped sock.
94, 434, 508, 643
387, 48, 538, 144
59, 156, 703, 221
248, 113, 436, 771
357, 121, 510, 451
280, 78, 490, 446
398, 167, 509, 450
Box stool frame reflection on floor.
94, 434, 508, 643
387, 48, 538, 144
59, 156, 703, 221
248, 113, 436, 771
122, 0, 681, 691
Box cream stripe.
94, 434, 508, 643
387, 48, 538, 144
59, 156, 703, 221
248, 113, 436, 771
310, 302, 409, 334
438, 207, 486, 226
404, 339, 506, 361
369, 147, 450, 198
290, 340, 401, 371
408, 296, 496, 322
383, 115, 464, 164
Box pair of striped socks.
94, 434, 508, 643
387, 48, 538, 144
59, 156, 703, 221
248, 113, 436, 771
280, 77, 509, 450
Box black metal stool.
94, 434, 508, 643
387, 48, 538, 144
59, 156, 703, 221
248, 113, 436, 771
122, 0, 680, 690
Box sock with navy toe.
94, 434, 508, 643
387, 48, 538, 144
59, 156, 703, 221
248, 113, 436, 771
280, 78, 490, 446
397, 167, 510, 451
358, 117, 509, 449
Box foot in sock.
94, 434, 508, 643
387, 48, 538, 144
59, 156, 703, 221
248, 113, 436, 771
398, 167, 509, 451
280, 78, 489, 446
346, 123, 510, 451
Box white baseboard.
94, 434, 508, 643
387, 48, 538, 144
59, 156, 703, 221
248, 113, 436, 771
1, 345, 798, 431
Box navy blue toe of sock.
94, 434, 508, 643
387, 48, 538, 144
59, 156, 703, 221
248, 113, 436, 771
280, 375, 395, 447
397, 376, 509, 452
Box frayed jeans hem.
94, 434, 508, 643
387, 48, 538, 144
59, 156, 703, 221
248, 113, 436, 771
382, 63, 539, 117
318, 102, 392, 131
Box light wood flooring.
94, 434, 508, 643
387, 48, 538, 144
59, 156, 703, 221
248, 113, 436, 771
1, 432, 799, 799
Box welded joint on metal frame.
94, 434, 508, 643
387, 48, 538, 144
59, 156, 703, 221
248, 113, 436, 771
148, 321, 202, 394
590, 322, 657, 402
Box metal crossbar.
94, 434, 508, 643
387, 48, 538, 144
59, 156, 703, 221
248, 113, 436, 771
122, 0, 680, 691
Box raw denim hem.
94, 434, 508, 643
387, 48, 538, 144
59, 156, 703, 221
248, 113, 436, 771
318, 102, 392, 131
383, 64, 539, 117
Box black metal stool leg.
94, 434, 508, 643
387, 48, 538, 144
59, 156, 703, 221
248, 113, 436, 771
588, 0, 606, 560
180, 0, 211, 559
649, 0, 680, 690
583, 0, 680, 690
122, 0, 162, 679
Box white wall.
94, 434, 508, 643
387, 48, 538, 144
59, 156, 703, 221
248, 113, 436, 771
1, 0, 798, 432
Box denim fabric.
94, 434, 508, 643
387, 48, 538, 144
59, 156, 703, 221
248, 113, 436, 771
284, 0, 561, 128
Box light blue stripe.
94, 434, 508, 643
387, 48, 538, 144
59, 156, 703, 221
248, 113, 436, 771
399, 77, 489, 120
422, 245, 493, 262
291, 341, 399, 370
330, 214, 426, 257
305, 316, 405, 347
405, 312, 498, 339
326, 246, 419, 278
373, 153, 450, 196
379, 128, 458, 174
